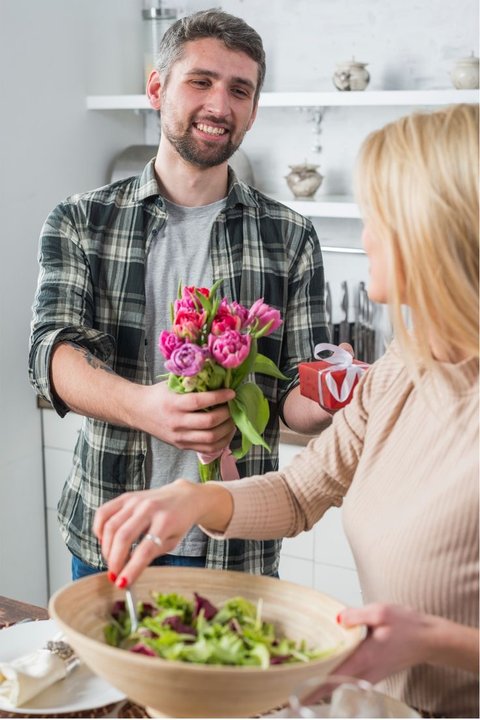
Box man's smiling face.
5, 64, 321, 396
158, 37, 259, 168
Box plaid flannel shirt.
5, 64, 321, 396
29, 160, 328, 574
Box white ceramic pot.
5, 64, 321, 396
333, 58, 370, 91
285, 163, 323, 198
451, 53, 479, 89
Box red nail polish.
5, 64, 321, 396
117, 576, 128, 588
336, 612, 342, 624
107, 571, 117, 583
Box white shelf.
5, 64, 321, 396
270, 194, 360, 219
86, 89, 478, 110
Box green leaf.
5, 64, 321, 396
237, 383, 270, 435
194, 289, 212, 315
167, 374, 185, 393
209, 278, 224, 298
228, 384, 271, 457
252, 353, 289, 380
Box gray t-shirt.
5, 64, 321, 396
144, 196, 226, 556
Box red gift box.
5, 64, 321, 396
299, 343, 370, 410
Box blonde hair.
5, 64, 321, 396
355, 103, 479, 376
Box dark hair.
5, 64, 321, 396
156, 8, 266, 103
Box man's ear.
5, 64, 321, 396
146, 69, 162, 111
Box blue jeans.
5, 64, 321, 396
71, 553, 206, 580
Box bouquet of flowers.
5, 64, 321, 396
158, 280, 287, 482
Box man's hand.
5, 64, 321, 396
50, 342, 236, 455
282, 342, 356, 435
131, 381, 236, 454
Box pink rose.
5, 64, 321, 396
165, 343, 207, 376
208, 330, 251, 369
247, 298, 282, 336
158, 331, 184, 359
173, 309, 207, 341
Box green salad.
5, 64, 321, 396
104, 591, 335, 669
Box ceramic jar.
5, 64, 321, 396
285, 163, 323, 198
333, 58, 370, 91
451, 53, 479, 89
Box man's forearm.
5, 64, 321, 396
50, 342, 140, 427
282, 385, 332, 435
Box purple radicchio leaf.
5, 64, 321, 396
111, 600, 126, 621
162, 615, 197, 636
137, 627, 156, 638
270, 654, 292, 665
139, 602, 157, 619
129, 643, 156, 656
193, 592, 218, 621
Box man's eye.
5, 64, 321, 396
191, 80, 209, 88
232, 87, 250, 98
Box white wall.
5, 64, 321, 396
0, 0, 477, 604
0, 0, 144, 605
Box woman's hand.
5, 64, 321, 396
93, 480, 233, 587
333, 603, 479, 682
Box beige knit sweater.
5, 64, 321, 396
207, 341, 479, 717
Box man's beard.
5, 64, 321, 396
162, 118, 244, 168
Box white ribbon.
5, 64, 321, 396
313, 343, 368, 405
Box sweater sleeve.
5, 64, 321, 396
201, 349, 381, 540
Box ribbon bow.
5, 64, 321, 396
313, 343, 367, 406
197, 447, 239, 481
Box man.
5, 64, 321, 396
29, 9, 332, 581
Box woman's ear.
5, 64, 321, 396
146, 70, 162, 111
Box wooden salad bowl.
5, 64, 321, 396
49, 566, 364, 718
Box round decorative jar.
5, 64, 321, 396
333, 58, 370, 91
451, 53, 479, 89
285, 163, 323, 198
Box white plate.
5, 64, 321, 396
0, 619, 125, 715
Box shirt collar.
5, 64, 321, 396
134, 159, 259, 210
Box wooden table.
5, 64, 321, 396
0, 596, 48, 629
0, 596, 147, 718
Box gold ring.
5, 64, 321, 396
145, 533, 163, 548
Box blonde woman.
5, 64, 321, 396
95, 104, 479, 718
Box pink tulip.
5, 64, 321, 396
165, 343, 207, 376
211, 299, 249, 335
175, 286, 210, 312
158, 330, 184, 359
247, 298, 282, 336
173, 309, 207, 341
208, 330, 251, 369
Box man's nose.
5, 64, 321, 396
204, 85, 231, 117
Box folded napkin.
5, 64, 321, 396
0, 633, 78, 708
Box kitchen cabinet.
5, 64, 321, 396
41, 409, 83, 596
278, 440, 363, 608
